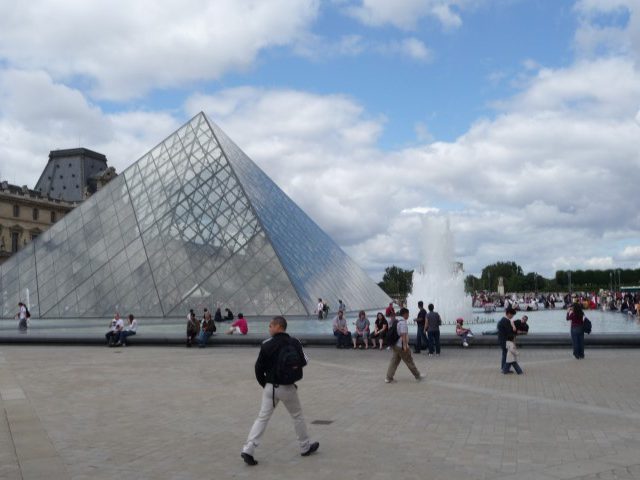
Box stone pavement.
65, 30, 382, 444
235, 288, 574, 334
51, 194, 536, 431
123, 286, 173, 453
1, 344, 640, 480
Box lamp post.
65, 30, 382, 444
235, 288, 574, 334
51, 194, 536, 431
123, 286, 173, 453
610, 271, 613, 292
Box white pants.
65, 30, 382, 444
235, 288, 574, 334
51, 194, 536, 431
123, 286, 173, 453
242, 384, 310, 456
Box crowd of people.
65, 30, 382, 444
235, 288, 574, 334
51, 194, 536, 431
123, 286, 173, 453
331, 302, 475, 352
186, 307, 249, 347
474, 290, 640, 316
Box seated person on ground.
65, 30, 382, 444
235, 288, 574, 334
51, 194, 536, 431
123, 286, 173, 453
352, 310, 370, 349
455, 318, 473, 347
198, 308, 217, 347
332, 310, 351, 348
514, 316, 529, 335
227, 313, 248, 335
105, 314, 119, 346
116, 314, 137, 346
107, 313, 125, 346
370, 312, 388, 349
186, 311, 199, 347
224, 308, 234, 321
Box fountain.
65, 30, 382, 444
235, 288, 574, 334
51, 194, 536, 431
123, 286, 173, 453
405, 216, 473, 323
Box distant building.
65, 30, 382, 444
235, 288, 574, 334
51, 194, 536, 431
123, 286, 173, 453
0, 148, 116, 265
35, 148, 109, 202
0, 182, 75, 265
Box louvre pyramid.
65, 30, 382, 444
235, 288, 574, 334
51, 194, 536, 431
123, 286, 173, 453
0, 113, 390, 318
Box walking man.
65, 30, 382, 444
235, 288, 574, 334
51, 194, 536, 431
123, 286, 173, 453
426, 303, 442, 356
241, 316, 319, 466
385, 308, 425, 383
497, 306, 517, 370
414, 301, 427, 353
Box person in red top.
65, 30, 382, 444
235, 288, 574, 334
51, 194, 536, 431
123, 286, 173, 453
385, 302, 396, 318
228, 313, 249, 335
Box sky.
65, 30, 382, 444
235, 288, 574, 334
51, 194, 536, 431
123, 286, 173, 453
1, 0, 640, 281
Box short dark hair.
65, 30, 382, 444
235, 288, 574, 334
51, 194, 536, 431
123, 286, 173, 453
505, 306, 516, 316
238, 313, 244, 318
271, 316, 287, 330
418, 301, 424, 307
399, 307, 409, 316
428, 303, 434, 311
128, 314, 134, 321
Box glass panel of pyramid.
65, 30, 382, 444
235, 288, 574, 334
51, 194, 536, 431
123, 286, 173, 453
0, 112, 390, 318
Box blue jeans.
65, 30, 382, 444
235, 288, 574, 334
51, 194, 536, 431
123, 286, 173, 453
570, 326, 584, 358
427, 330, 440, 354
415, 323, 427, 352
198, 331, 212, 347
118, 330, 136, 345
503, 362, 523, 374
334, 330, 351, 347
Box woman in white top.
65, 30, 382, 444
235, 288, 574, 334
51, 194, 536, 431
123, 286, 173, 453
116, 314, 137, 346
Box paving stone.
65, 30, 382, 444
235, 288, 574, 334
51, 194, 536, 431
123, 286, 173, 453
0, 345, 638, 479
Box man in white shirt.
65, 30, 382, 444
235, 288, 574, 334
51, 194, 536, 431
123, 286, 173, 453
105, 312, 121, 346
316, 299, 324, 320
109, 313, 125, 347
385, 308, 424, 383
17, 302, 28, 331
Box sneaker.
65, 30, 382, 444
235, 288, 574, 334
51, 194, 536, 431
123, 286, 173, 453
415, 374, 426, 382
301, 441, 319, 457
241, 453, 258, 466
463, 341, 469, 347
428, 353, 433, 357
384, 378, 396, 383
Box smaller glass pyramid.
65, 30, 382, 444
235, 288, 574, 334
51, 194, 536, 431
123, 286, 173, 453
0, 113, 391, 318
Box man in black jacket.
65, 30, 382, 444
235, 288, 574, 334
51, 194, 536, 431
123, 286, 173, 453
497, 307, 517, 370
241, 316, 319, 466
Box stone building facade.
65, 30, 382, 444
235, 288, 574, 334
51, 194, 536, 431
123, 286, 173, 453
0, 148, 116, 265
0, 182, 76, 265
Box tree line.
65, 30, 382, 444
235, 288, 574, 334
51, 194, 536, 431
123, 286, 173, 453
378, 262, 640, 296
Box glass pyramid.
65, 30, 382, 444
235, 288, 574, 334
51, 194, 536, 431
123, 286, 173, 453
0, 113, 391, 318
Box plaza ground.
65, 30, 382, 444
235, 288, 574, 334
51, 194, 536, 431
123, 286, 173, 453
1, 344, 640, 480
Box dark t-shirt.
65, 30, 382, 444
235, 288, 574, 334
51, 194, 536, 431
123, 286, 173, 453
417, 308, 427, 325
373, 317, 388, 336
513, 320, 529, 334
426, 311, 441, 331
497, 316, 513, 339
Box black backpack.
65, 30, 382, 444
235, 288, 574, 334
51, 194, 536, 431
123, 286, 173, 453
583, 317, 592, 334
274, 339, 304, 386
25, 308, 31, 319
386, 319, 399, 346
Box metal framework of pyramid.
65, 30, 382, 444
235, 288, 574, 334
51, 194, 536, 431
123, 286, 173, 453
0, 113, 390, 318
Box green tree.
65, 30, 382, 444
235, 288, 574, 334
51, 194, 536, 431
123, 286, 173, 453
378, 265, 413, 296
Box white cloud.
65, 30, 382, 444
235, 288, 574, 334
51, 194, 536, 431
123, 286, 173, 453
621, 245, 640, 259
573, 0, 640, 60
344, 0, 464, 30
183, 55, 640, 279
0, 0, 319, 100
585, 256, 615, 268
0, 69, 179, 183
294, 34, 431, 62
384, 37, 432, 61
